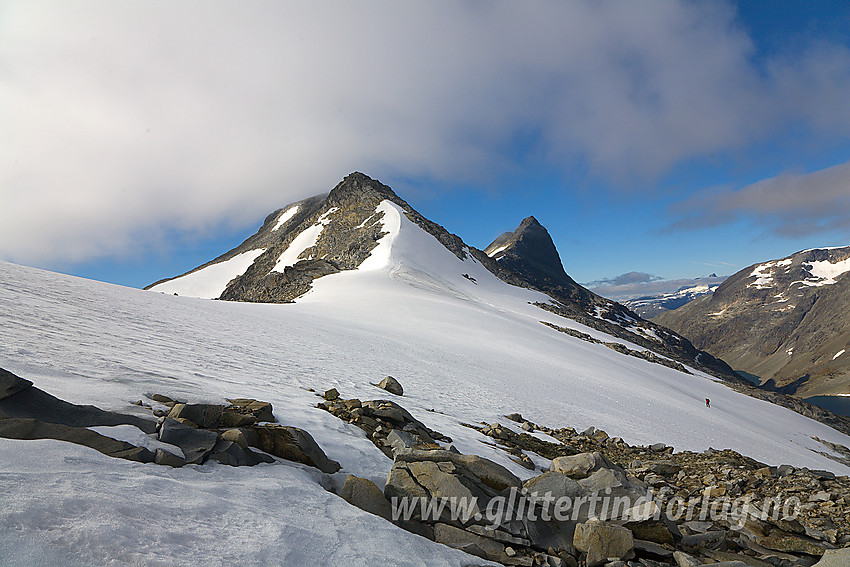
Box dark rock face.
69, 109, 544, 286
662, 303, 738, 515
485, 216, 577, 294
655, 247, 850, 397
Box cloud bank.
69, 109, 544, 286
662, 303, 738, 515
671, 160, 850, 236
2, 1, 850, 263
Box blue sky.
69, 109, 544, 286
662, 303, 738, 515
2, 1, 849, 294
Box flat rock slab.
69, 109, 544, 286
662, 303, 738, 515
0, 417, 154, 463
0, 384, 157, 434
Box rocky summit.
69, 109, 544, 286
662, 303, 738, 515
655, 247, 850, 397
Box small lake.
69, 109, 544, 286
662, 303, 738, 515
805, 395, 850, 417
735, 370, 762, 386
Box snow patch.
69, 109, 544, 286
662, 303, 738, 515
272, 206, 300, 231
798, 257, 850, 287
748, 260, 787, 289
271, 208, 339, 272
149, 248, 267, 299
835, 349, 846, 361
486, 244, 509, 258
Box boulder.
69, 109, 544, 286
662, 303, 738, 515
244, 424, 341, 473
814, 548, 850, 566
394, 448, 521, 492
323, 388, 339, 401
573, 518, 635, 567
523, 471, 583, 501
221, 428, 248, 449
376, 376, 403, 396
550, 452, 614, 479
157, 417, 219, 464
386, 429, 420, 452
361, 400, 416, 425
207, 439, 274, 467
672, 550, 702, 567
225, 398, 274, 423
166, 403, 223, 428
0, 367, 32, 400
341, 475, 393, 521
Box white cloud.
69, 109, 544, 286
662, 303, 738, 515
1, 0, 849, 263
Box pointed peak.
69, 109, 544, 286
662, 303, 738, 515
519, 216, 543, 228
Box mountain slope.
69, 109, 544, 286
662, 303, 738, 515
655, 247, 850, 396
149, 172, 740, 384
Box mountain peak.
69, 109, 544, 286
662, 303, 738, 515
484, 216, 577, 292
326, 171, 401, 208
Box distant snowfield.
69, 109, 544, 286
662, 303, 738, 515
3, 202, 850, 565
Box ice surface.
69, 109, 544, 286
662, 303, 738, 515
2, 206, 850, 565
149, 248, 267, 299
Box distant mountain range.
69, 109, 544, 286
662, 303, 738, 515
624, 279, 725, 319
655, 246, 850, 397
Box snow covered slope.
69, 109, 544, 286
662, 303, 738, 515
3, 215, 850, 564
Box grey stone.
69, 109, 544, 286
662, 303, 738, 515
208, 439, 273, 466
550, 452, 615, 479
573, 518, 635, 567
434, 523, 506, 561
521, 421, 534, 431
341, 475, 393, 521
0, 367, 32, 400
386, 429, 420, 452
813, 548, 850, 566
681, 530, 727, 551
523, 471, 583, 500
634, 539, 673, 558
376, 376, 403, 396
154, 448, 185, 467
158, 417, 219, 464
646, 460, 681, 475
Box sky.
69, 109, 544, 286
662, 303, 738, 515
2, 1, 850, 295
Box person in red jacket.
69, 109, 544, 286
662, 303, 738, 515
705, 398, 711, 408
